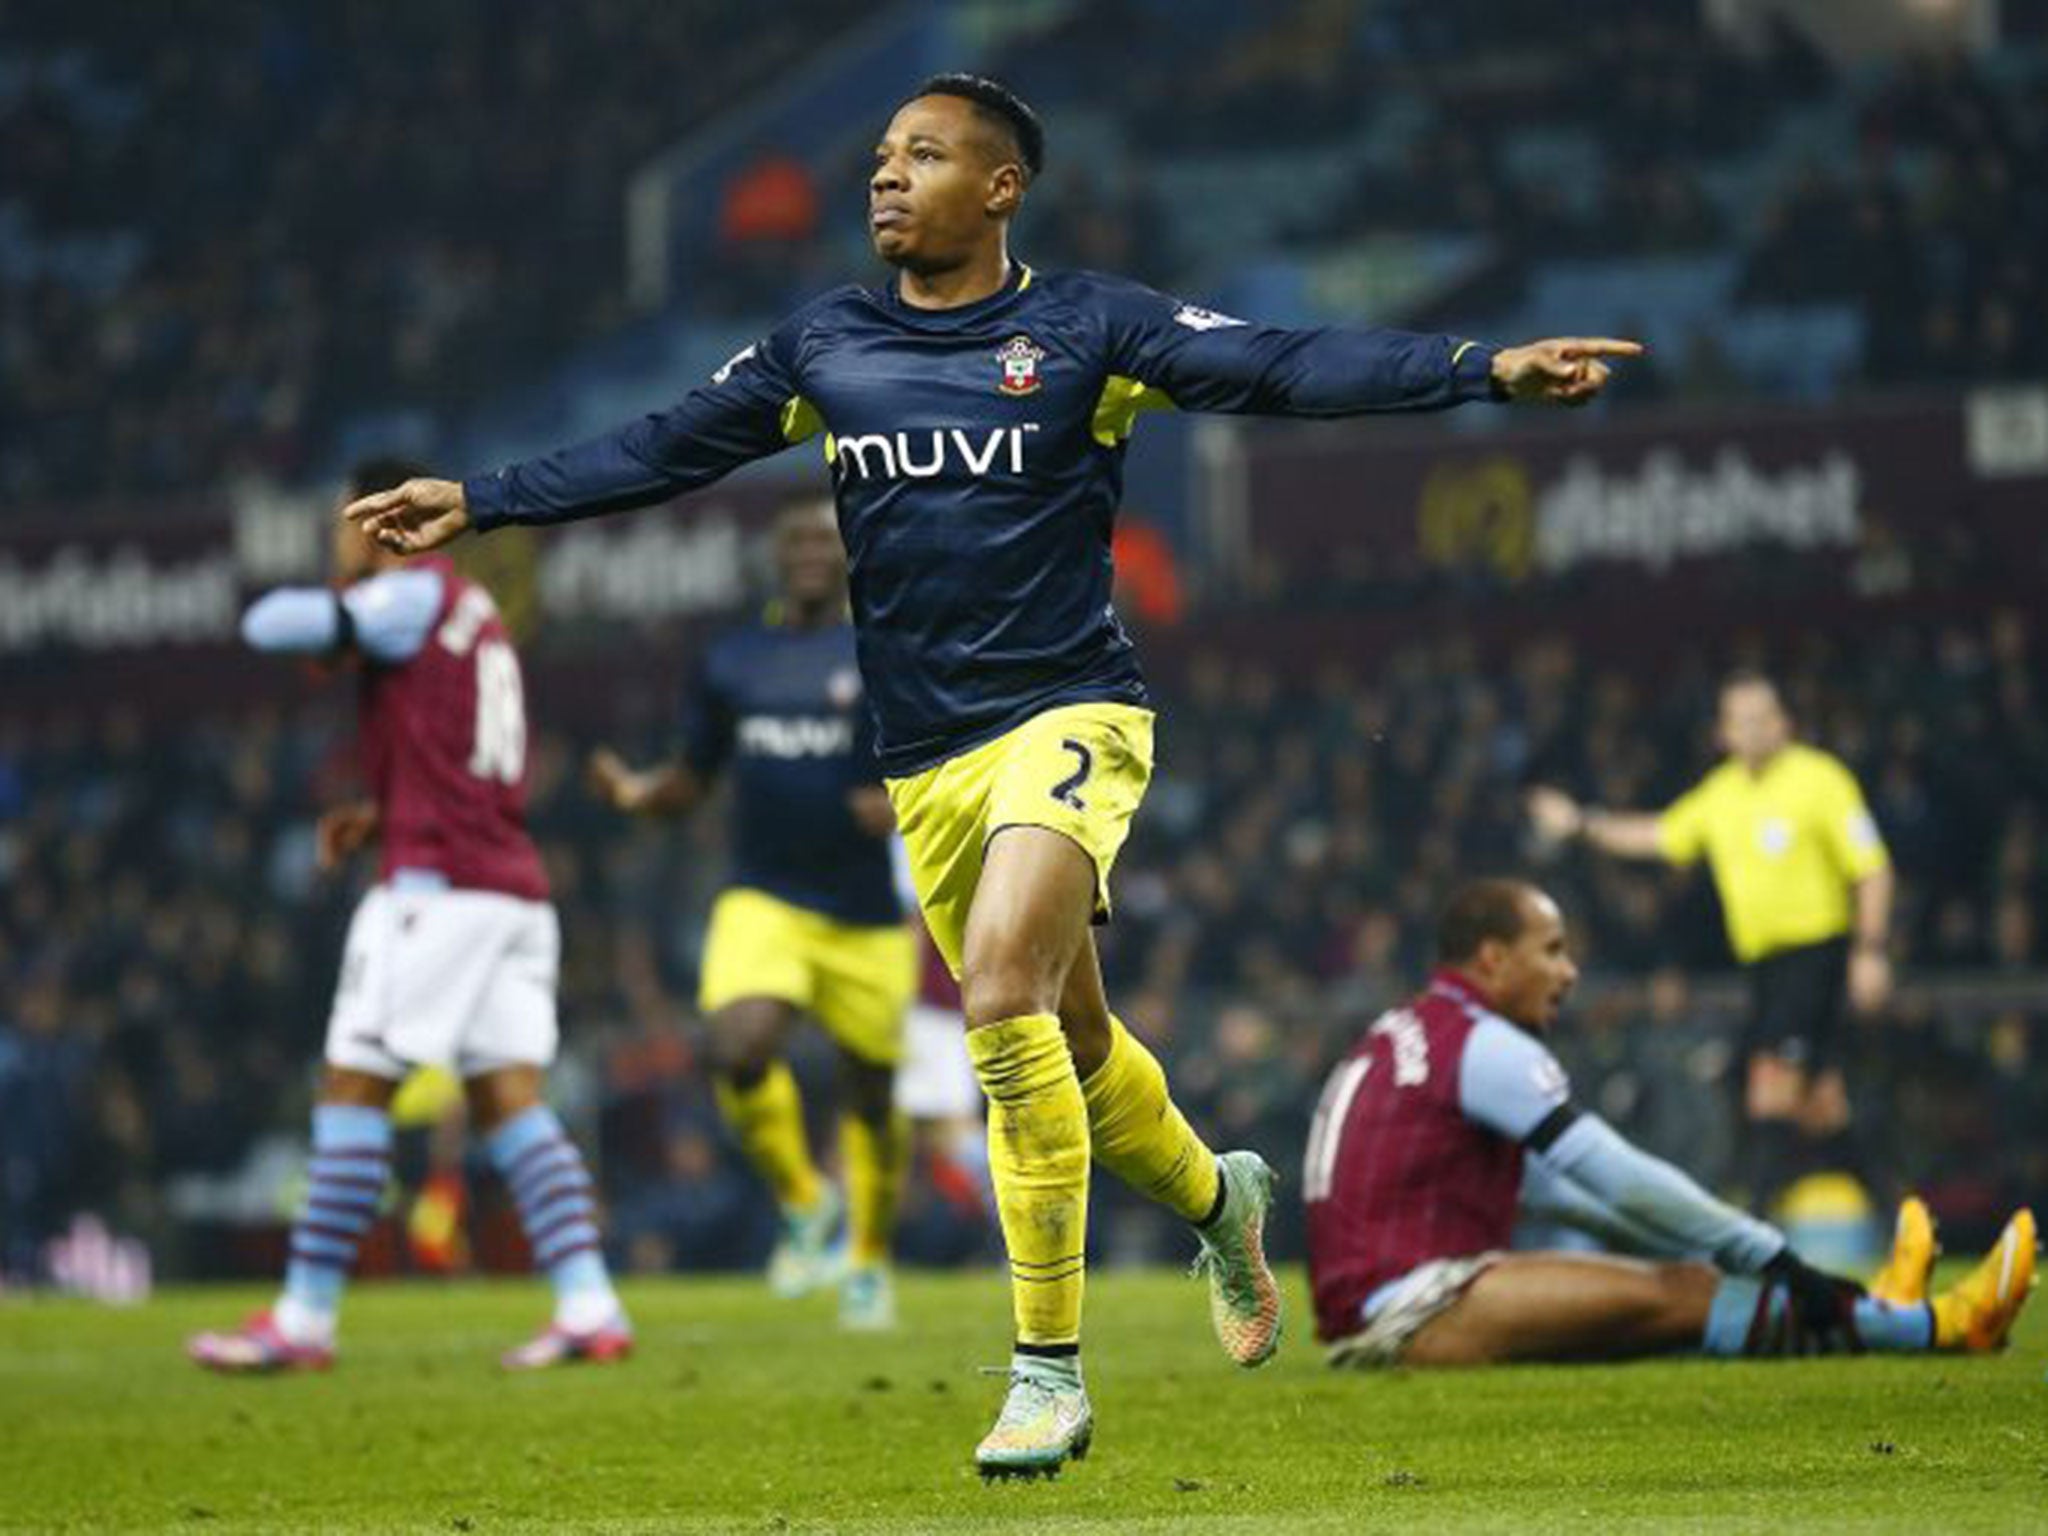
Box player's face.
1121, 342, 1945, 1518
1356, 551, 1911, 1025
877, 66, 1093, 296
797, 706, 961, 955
870, 95, 1020, 271
1718, 682, 1790, 766
776, 508, 845, 607
1484, 892, 1579, 1033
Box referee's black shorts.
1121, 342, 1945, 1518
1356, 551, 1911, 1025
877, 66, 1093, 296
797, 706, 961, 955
1742, 936, 1849, 1073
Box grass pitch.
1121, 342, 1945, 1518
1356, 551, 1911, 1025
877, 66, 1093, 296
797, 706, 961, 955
0, 1265, 2042, 1534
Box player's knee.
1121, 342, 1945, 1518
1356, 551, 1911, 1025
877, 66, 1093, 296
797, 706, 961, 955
1400, 1302, 1513, 1368
961, 967, 1058, 1029
320, 1064, 398, 1109
463, 1064, 543, 1131
839, 1055, 894, 1124
1652, 1262, 1720, 1332
709, 1033, 777, 1085
960, 939, 1065, 1027
709, 1002, 785, 1081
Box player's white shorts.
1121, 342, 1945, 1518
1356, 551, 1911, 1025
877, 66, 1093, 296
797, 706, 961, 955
1324, 1253, 1500, 1369
892, 1002, 981, 1121
326, 880, 560, 1079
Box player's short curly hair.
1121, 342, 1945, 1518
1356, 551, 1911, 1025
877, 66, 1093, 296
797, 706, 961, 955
1436, 878, 1543, 964
911, 72, 1044, 182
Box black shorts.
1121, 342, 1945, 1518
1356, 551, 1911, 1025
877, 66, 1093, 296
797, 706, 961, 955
1744, 936, 1849, 1073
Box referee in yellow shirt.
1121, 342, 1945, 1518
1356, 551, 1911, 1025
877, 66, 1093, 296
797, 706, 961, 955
1528, 670, 1895, 1212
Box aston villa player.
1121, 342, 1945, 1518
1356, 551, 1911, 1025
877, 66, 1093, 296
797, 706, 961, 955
1304, 880, 2033, 1370
191, 459, 630, 1375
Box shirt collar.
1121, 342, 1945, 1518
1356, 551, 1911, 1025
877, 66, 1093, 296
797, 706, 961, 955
1426, 968, 1491, 1014
877, 261, 1032, 327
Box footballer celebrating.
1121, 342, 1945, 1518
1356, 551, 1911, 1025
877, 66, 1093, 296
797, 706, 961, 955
589, 497, 915, 1330
348, 74, 1639, 1474
190, 459, 630, 1374
1305, 879, 2034, 1369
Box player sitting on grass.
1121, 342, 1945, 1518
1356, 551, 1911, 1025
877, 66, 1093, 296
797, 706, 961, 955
189, 459, 630, 1374
1305, 878, 2035, 1367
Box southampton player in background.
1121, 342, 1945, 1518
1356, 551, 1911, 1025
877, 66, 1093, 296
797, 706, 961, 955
190, 458, 630, 1373
588, 497, 916, 1331
895, 912, 992, 1224
1305, 879, 2034, 1369
348, 74, 1640, 1474
1528, 671, 1895, 1214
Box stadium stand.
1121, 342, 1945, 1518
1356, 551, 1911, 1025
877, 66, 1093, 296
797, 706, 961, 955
4, 1, 2045, 503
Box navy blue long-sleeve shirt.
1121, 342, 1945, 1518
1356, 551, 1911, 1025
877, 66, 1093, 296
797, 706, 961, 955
466, 265, 1501, 773
680, 617, 900, 926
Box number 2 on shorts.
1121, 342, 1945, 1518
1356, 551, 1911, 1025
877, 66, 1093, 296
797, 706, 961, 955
1050, 737, 1092, 811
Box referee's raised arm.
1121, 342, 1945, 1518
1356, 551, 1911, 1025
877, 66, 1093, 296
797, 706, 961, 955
1526, 785, 1665, 859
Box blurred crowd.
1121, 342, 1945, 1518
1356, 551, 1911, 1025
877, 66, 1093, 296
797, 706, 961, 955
1113, 606, 2048, 1000
6, 0, 2045, 509
1005, 2, 2048, 396
0, 0, 866, 507
1738, 50, 2048, 386
5, 589, 2043, 1280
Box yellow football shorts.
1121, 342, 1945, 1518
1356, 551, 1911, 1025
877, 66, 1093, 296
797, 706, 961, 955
698, 887, 915, 1066
887, 701, 1155, 977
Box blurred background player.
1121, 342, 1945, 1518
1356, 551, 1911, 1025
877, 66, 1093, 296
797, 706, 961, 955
1304, 878, 2034, 1368
895, 919, 992, 1227
588, 497, 915, 1330
1528, 671, 1895, 1215
347, 72, 1640, 1476
188, 458, 629, 1373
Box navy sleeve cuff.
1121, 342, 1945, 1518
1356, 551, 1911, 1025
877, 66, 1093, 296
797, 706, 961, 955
1450, 339, 1500, 403
462, 471, 509, 532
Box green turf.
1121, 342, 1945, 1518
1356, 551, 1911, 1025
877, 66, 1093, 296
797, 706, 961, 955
0, 1265, 2042, 1534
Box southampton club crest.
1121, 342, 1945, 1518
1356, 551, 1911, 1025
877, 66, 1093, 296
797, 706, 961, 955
995, 334, 1046, 396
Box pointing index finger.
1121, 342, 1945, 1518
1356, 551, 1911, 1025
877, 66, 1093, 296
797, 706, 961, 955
1558, 337, 1646, 359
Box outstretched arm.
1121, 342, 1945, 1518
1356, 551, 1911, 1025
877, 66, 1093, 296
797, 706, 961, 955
1097, 277, 1640, 422
587, 748, 706, 818
240, 568, 444, 663
1459, 1014, 1783, 1274
1530, 1113, 1851, 1329
1535, 1114, 1786, 1275
349, 324, 816, 555
1526, 786, 1668, 860
589, 647, 732, 818
1519, 1158, 1696, 1256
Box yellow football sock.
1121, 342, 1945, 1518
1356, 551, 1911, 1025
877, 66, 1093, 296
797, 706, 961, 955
713, 1063, 822, 1213
1079, 1014, 1221, 1224
840, 1109, 910, 1268
968, 1013, 1090, 1349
